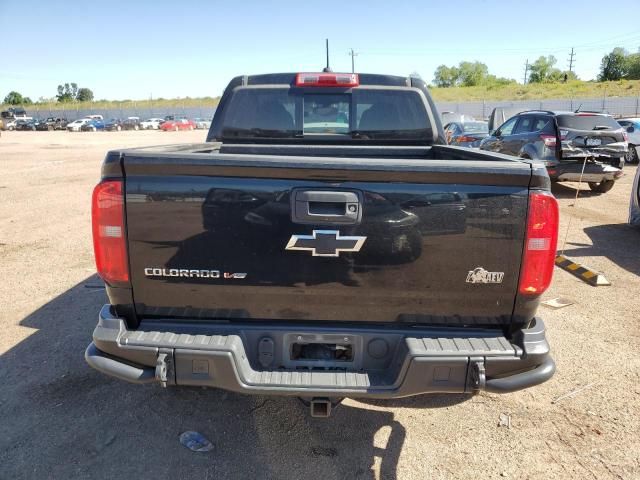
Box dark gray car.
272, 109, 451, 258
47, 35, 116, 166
480, 110, 627, 193
444, 121, 489, 147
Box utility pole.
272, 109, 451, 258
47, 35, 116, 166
523, 59, 529, 84
568, 47, 575, 73
348, 48, 359, 73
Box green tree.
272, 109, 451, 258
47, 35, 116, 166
57, 83, 74, 102
598, 48, 628, 81
528, 56, 562, 83
457, 61, 489, 87
433, 65, 459, 87
625, 52, 640, 80
76, 88, 94, 102
3, 91, 27, 104
56, 83, 93, 102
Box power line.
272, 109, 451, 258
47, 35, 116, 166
348, 48, 359, 73
568, 47, 576, 73
360, 32, 640, 56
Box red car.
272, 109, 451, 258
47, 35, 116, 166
160, 118, 196, 131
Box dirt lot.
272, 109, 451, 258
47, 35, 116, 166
0, 130, 638, 479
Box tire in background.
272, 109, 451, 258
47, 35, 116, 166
589, 179, 616, 193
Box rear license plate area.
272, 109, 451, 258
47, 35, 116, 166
284, 333, 360, 368
586, 137, 602, 146
291, 342, 353, 362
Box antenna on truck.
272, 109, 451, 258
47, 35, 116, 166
323, 38, 332, 72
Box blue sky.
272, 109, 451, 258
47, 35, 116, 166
2, 0, 640, 101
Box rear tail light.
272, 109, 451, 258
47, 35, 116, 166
518, 191, 559, 296
92, 180, 129, 284
457, 135, 478, 143
540, 134, 557, 147
295, 73, 359, 87
623, 132, 629, 142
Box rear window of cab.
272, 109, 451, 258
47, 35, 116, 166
219, 87, 432, 143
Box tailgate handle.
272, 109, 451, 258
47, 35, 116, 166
292, 189, 362, 225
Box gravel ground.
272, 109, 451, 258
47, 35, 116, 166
0, 130, 638, 480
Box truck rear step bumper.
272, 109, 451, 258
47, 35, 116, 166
86, 305, 554, 398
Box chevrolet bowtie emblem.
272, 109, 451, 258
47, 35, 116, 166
285, 230, 367, 257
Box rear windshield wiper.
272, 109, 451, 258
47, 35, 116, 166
592, 125, 611, 130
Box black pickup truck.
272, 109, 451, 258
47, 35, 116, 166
86, 72, 559, 417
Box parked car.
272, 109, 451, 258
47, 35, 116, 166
140, 117, 165, 130
30, 118, 56, 131
83, 114, 104, 121
444, 121, 489, 147
480, 110, 627, 193
67, 118, 91, 132
86, 72, 558, 417
4, 116, 33, 131
104, 119, 124, 131
193, 117, 212, 130
160, 118, 196, 131
36, 117, 68, 131
81, 119, 106, 132
4, 118, 19, 130
1, 107, 27, 118
1, 108, 28, 130
14, 119, 35, 131
15, 119, 39, 131
43, 117, 68, 131
36, 120, 53, 131
617, 118, 640, 164
487, 107, 527, 132
122, 117, 142, 130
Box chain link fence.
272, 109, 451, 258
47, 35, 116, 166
21, 105, 218, 121
436, 96, 640, 120
13, 95, 640, 122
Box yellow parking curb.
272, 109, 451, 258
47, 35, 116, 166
555, 255, 611, 286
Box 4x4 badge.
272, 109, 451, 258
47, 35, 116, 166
285, 230, 366, 257
466, 267, 504, 284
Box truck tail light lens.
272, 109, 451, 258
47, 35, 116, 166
92, 180, 129, 284
295, 73, 359, 87
518, 191, 559, 296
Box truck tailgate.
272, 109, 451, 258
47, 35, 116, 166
122, 152, 531, 325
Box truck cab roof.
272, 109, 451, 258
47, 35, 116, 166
207, 72, 443, 146
226, 72, 415, 87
